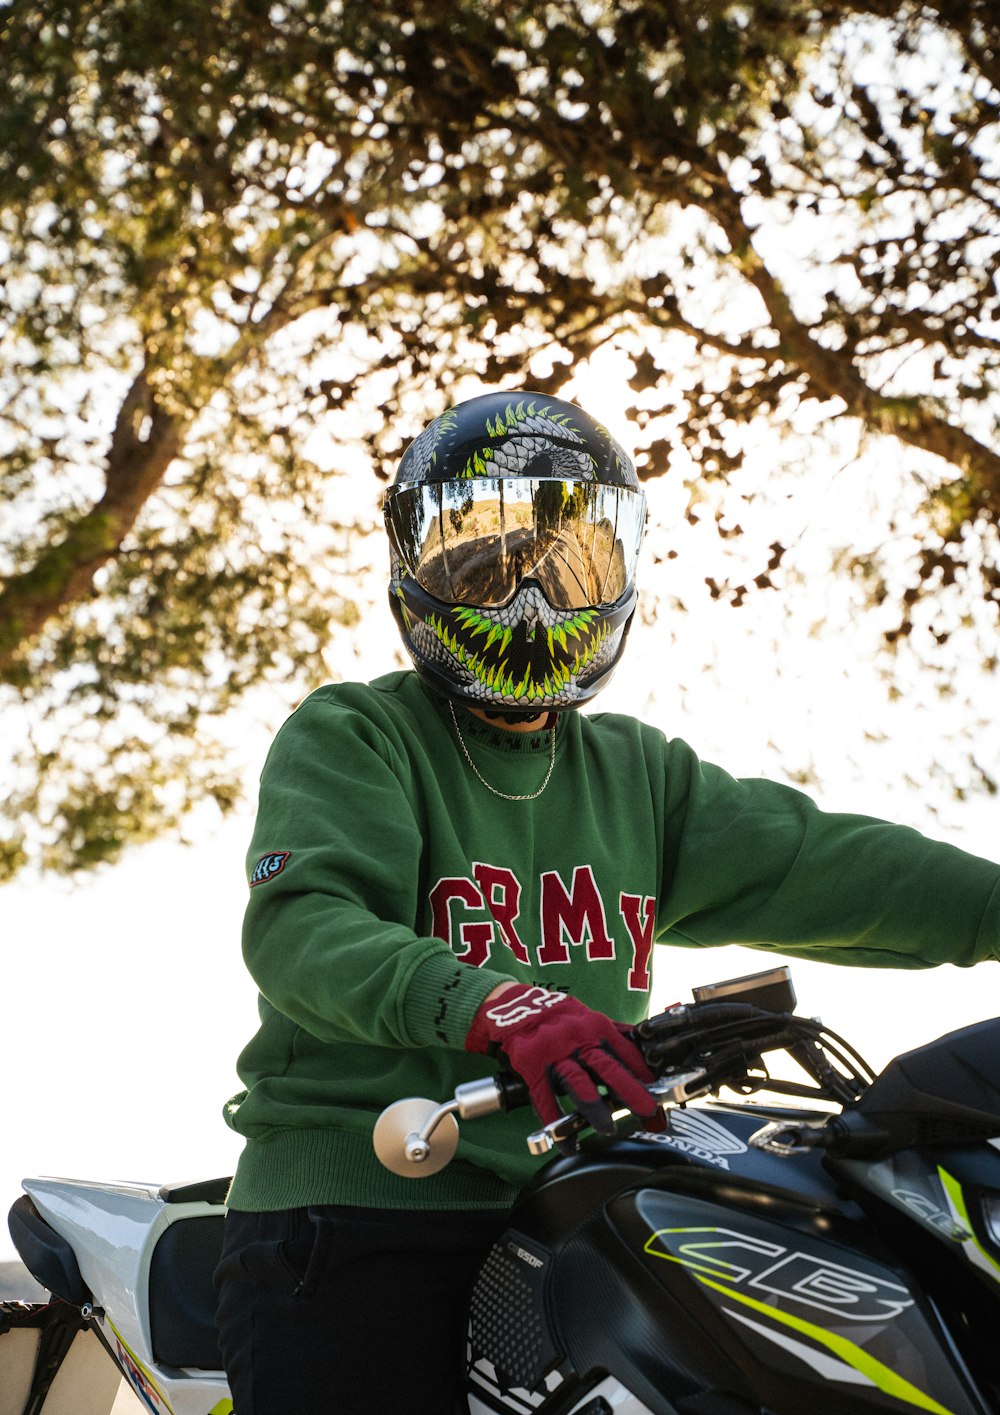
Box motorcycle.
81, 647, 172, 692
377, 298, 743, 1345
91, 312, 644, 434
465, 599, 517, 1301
4, 965, 1000, 1414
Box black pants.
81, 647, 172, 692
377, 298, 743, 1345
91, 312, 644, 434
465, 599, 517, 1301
214, 1204, 509, 1414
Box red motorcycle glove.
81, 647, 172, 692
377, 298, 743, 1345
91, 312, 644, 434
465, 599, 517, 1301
466, 984, 661, 1147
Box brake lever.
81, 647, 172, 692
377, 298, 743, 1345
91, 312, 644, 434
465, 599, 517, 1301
526, 1068, 709, 1155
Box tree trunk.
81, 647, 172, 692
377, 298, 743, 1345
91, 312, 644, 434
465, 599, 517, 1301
0, 370, 184, 675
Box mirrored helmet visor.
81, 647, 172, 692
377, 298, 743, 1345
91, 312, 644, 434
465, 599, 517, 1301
386, 478, 646, 610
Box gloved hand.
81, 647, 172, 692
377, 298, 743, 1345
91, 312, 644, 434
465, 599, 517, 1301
466, 984, 662, 1149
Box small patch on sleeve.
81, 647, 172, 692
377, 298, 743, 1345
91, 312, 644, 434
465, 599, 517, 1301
249, 851, 292, 887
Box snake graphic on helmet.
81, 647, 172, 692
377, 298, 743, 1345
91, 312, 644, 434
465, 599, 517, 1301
384, 392, 646, 715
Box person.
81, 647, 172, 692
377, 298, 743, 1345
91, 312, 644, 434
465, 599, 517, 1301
213, 390, 999, 1413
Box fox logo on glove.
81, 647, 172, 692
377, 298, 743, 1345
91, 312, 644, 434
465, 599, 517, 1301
485, 985, 566, 1028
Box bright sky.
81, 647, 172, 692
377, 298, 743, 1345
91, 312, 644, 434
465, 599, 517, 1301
2, 370, 997, 1265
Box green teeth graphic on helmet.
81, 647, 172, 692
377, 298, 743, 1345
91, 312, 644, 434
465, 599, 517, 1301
402, 587, 614, 707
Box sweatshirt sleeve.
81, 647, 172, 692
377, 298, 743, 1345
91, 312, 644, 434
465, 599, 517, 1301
241, 695, 509, 1050
657, 738, 1000, 969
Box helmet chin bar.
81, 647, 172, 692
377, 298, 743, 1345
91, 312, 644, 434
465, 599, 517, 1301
386, 578, 637, 715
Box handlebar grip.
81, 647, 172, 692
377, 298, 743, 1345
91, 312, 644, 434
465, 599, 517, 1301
495, 1071, 530, 1111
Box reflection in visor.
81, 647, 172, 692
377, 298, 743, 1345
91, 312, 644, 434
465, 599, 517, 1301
386, 479, 645, 610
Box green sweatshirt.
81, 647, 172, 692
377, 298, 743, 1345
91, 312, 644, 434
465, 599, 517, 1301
224, 670, 999, 1213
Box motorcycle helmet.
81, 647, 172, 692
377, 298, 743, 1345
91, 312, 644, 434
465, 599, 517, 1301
383, 391, 646, 716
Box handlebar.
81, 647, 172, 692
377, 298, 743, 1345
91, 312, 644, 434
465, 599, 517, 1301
372, 1064, 712, 1177
373, 968, 878, 1178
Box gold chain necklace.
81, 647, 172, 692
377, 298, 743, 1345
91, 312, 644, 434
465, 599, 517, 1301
448, 702, 557, 802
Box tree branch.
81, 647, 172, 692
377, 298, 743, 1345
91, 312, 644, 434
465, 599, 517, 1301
710, 190, 1000, 514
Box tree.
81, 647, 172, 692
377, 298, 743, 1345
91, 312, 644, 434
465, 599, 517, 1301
2, 0, 998, 878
